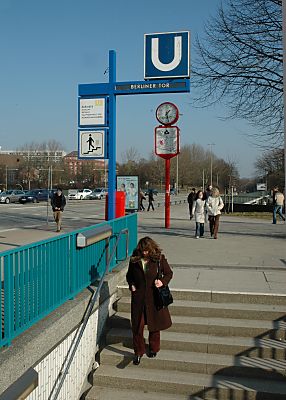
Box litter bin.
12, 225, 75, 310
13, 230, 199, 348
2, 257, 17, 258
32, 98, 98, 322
105, 191, 126, 220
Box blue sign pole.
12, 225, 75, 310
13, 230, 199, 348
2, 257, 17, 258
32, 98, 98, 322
108, 50, 116, 220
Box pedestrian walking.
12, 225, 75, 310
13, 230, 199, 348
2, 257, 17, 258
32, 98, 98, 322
147, 190, 155, 211
51, 188, 66, 232
206, 187, 224, 239
272, 187, 285, 224
126, 236, 173, 365
192, 190, 206, 238
139, 190, 146, 211
187, 188, 196, 220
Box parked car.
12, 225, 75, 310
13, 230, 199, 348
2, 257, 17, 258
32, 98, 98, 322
87, 188, 108, 200
0, 190, 26, 204
68, 189, 79, 200
19, 189, 53, 204
68, 188, 92, 200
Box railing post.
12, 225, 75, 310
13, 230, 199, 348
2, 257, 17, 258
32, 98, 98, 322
4, 255, 13, 345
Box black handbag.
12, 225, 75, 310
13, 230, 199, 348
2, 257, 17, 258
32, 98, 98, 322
154, 260, 173, 310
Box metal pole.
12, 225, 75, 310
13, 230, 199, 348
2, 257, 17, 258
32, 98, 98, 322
176, 155, 179, 195
5, 165, 7, 190
208, 143, 215, 187
165, 158, 171, 228
107, 50, 116, 220
46, 166, 50, 224
231, 185, 234, 213
283, 0, 286, 196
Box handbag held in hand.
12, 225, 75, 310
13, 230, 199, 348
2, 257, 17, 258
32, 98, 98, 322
154, 260, 173, 310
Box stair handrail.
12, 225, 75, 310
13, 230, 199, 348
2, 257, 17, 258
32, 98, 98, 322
48, 227, 129, 400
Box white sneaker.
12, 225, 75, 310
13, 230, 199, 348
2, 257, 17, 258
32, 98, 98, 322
196, 236, 199, 239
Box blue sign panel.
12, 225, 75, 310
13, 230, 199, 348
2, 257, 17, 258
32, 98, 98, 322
144, 31, 190, 80
78, 79, 190, 96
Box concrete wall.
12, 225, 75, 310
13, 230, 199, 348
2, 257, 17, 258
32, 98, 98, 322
0, 260, 129, 400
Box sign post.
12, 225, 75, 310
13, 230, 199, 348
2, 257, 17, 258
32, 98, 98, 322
78, 31, 190, 220
155, 104, 180, 228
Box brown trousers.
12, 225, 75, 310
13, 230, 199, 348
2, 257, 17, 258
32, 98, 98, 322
133, 311, 160, 356
53, 210, 63, 230
208, 215, 220, 238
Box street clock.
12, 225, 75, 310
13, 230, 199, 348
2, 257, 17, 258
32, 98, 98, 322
156, 102, 179, 126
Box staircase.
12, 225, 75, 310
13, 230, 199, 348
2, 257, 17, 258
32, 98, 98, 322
85, 286, 286, 400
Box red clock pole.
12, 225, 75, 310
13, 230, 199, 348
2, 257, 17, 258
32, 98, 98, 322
165, 158, 171, 228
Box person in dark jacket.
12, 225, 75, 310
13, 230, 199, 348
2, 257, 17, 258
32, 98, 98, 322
51, 188, 66, 232
187, 188, 196, 219
147, 190, 155, 211
126, 236, 173, 365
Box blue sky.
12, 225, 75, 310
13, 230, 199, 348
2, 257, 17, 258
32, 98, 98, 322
0, 0, 262, 178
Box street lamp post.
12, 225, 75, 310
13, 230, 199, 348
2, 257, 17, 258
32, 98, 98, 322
208, 143, 215, 187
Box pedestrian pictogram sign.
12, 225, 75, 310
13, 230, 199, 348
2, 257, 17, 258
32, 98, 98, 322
78, 129, 106, 159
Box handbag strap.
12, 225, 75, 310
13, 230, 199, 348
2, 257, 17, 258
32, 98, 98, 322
157, 257, 163, 279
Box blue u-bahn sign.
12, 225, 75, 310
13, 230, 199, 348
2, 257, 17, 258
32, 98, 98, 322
144, 31, 190, 79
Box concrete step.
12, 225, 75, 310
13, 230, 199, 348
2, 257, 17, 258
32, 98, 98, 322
108, 311, 286, 339
99, 342, 286, 381
117, 286, 286, 305
85, 387, 189, 400
91, 364, 286, 399
106, 327, 286, 359
115, 296, 286, 321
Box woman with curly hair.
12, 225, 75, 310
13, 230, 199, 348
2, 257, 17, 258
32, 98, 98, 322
126, 236, 173, 365
206, 187, 224, 239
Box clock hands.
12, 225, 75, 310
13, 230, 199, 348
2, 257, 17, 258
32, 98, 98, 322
165, 109, 171, 122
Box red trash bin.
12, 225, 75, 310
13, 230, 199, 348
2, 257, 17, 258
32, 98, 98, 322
105, 191, 126, 220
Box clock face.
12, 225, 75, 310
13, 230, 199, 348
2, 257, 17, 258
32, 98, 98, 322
156, 102, 179, 125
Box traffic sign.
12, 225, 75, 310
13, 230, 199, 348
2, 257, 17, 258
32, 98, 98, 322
78, 129, 107, 159
144, 31, 190, 79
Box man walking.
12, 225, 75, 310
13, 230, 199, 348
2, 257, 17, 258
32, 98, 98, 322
147, 190, 155, 211
272, 187, 285, 224
51, 188, 66, 232
187, 188, 196, 219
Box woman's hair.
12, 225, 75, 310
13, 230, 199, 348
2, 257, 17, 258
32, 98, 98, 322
131, 236, 161, 262
212, 187, 220, 197
195, 190, 203, 200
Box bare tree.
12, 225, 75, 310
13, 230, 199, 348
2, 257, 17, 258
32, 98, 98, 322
255, 148, 284, 188
121, 147, 140, 164
192, 0, 283, 147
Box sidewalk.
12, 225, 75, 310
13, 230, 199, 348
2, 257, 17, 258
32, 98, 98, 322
137, 204, 286, 295
0, 203, 285, 295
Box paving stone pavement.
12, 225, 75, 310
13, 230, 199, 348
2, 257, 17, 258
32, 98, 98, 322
137, 203, 286, 294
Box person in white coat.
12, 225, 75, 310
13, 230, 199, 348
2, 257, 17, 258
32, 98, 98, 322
191, 190, 206, 238
206, 187, 224, 239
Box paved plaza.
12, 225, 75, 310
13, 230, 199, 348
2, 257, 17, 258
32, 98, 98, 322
0, 202, 285, 295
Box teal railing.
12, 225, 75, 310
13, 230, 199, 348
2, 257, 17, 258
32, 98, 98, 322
0, 214, 137, 348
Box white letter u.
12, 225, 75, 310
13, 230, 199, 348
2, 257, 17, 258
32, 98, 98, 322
151, 36, 182, 71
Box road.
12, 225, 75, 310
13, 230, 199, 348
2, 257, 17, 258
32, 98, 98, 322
0, 194, 186, 252
0, 200, 107, 231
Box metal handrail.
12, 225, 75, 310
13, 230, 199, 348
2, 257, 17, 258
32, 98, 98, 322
48, 228, 129, 400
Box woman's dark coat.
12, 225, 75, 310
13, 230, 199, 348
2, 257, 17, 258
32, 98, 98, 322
126, 253, 173, 333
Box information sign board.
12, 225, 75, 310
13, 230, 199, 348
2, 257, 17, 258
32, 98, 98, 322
117, 175, 139, 211
79, 97, 106, 126
155, 126, 180, 159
